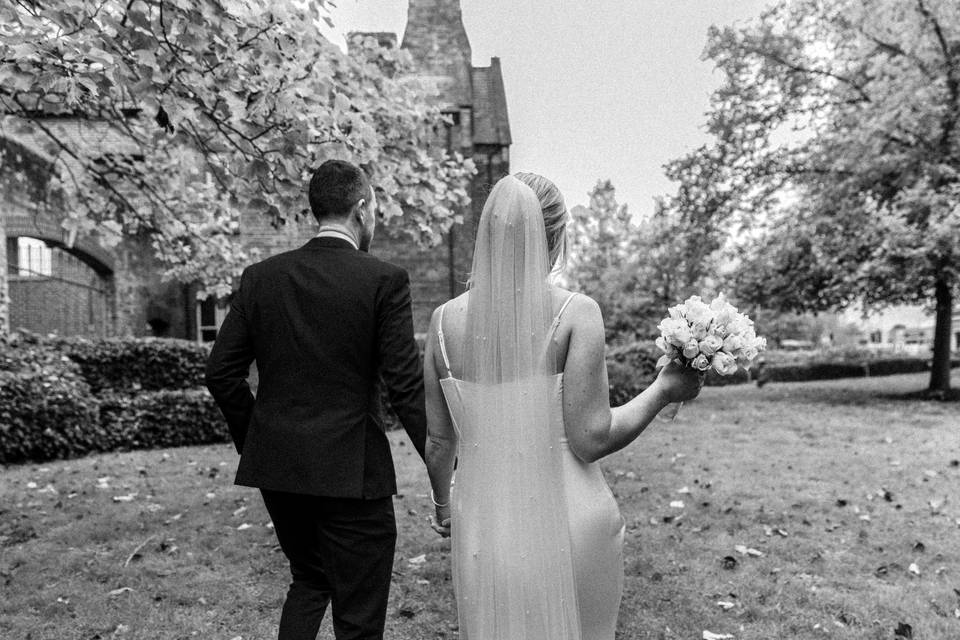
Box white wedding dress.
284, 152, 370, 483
433, 176, 625, 640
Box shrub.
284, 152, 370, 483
56, 337, 210, 393
761, 357, 955, 383
99, 390, 229, 449
0, 371, 102, 464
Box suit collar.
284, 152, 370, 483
307, 236, 358, 251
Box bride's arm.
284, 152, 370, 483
562, 296, 702, 463
424, 308, 458, 509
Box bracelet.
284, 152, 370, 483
431, 490, 449, 508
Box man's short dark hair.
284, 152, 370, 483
308, 160, 370, 222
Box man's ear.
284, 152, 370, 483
351, 198, 366, 223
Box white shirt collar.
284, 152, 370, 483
315, 227, 358, 250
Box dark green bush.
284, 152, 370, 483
56, 337, 209, 392
0, 371, 102, 464
0, 332, 225, 463
762, 357, 954, 383
99, 390, 229, 449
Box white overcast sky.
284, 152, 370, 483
323, 0, 771, 216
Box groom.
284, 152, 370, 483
205, 159, 427, 640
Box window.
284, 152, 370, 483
16, 237, 52, 277
196, 296, 228, 342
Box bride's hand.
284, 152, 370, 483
653, 360, 704, 404
430, 504, 451, 538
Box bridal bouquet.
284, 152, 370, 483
655, 293, 766, 375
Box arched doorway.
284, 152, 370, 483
7, 235, 113, 337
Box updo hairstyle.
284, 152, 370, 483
513, 172, 569, 272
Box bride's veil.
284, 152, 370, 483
454, 175, 582, 639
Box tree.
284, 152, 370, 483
566, 180, 710, 343
666, 0, 960, 395
0, 0, 475, 317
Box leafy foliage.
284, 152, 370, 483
0, 0, 475, 297
0, 332, 226, 463
0, 369, 100, 463
565, 181, 711, 344
99, 389, 227, 450
666, 0, 960, 391
55, 336, 209, 392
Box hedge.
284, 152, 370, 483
0, 376, 227, 465
0, 371, 101, 464
2, 330, 953, 462
0, 332, 226, 464
760, 356, 957, 384
54, 337, 209, 392
99, 390, 229, 450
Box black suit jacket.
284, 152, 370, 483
204, 236, 427, 498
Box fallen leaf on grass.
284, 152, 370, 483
894, 621, 913, 638
232, 506, 248, 517
677, 486, 691, 494
702, 631, 734, 640
408, 554, 426, 565
716, 601, 735, 610
669, 501, 685, 509
112, 494, 137, 503
236, 523, 252, 531
734, 545, 764, 557
908, 563, 920, 576
108, 587, 133, 597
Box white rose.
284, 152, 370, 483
691, 354, 711, 371
699, 334, 723, 356
659, 318, 692, 346
727, 315, 750, 336
738, 346, 759, 365
712, 351, 739, 376
684, 296, 713, 326
655, 336, 671, 354
681, 340, 700, 359
722, 334, 744, 353
691, 322, 709, 340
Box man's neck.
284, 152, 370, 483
316, 222, 359, 250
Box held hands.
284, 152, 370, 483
429, 489, 451, 537
430, 504, 451, 538
653, 360, 705, 405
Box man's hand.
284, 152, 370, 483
430, 504, 451, 538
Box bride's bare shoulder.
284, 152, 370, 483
556, 289, 602, 324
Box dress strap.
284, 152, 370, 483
437, 303, 453, 377
549, 292, 579, 336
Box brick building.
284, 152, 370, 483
1, 0, 510, 340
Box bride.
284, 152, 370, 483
423, 173, 702, 640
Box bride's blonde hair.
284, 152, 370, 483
513, 172, 568, 272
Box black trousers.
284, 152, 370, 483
260, 490, 397, 640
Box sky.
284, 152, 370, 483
323, 0, 771, 216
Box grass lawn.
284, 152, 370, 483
1, 370, 959, 640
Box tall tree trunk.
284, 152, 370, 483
0, 210, 8, 336
929, 279, 953, 394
